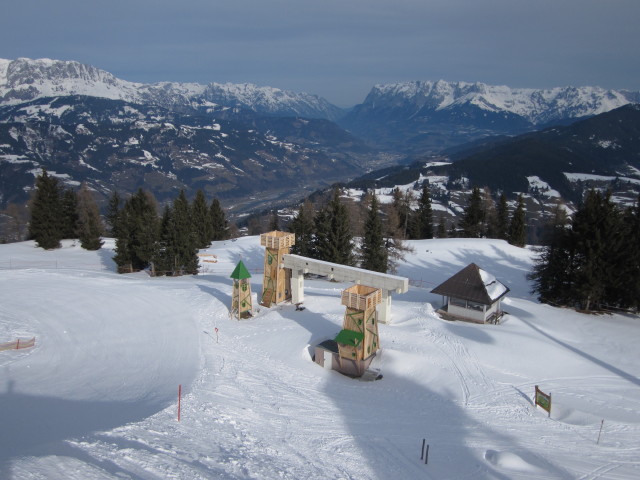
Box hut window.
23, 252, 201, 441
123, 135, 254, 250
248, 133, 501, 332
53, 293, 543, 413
467, 301, 484, 311
450, 297, 466, 307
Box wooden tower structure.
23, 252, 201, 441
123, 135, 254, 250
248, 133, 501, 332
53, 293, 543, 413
335, 284, 381, 376
230, 260, 253, 319
260, 231, 295, 307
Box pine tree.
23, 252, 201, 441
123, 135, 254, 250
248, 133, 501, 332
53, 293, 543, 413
312, 189, 354, 265
360, 194, 388, 272
106, 190, 122, 237
508, 194, 527, 247
311, 206, 331, 261
482, 189, 498, 239
496, 194, 509, 240
571, 190, 620, 310
29, 169, 63, 250
289, 200, 315, 257
76, 183, 104, 250
390, 187, 412, 239
113, 189, 159, 273
529, 189, 635, 311
60, 188, 79, 239
209, 198, 229, 241
529, 222, 576, 306
617, 195, 640, 310
326, 188, 354, 266
153, 204, 174, 275
408, 182, 433, 239
269, 211, 280, 231
459, 187, 485, 238
167, 190, 199, 275
191, 190, 212, 249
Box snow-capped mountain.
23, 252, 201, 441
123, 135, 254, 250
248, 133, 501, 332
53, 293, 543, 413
340, 80, 639, 153
0, 58, 344, 120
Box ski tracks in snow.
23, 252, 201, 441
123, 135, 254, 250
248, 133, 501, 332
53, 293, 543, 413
414, 313, 494, 407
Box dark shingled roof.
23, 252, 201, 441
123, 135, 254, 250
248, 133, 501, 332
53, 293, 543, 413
430, 263, 509, 305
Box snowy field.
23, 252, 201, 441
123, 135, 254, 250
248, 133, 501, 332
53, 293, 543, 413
1, 237, 639, 479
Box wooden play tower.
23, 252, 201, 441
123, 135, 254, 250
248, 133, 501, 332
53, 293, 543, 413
230, 260, 253, 319
335, 284, 381, 376
260, 231, 295, 307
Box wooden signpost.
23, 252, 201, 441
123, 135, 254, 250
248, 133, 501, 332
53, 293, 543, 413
535, 385, 551, 417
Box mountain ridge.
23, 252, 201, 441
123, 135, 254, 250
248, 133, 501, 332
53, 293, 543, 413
340, 80, 639, 153
0, 58, 344, 120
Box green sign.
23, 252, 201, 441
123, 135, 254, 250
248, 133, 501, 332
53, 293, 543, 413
535, 386, 551, 416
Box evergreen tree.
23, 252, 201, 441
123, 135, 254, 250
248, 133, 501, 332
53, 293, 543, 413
326, 188, 354, 266
60, 188, 79, 239
76, 183, 104, 250
269, 211, 280, 231
529, 221, 576, 306
390, 187, 412, 239
191, 190, 212, 249
209, 198, 229, 241
360, 194, 388, 273
570, 190, 621, 310
459, 187, 485, 238
496, 193, 510, 240
437, 215, 447, 238
408, 182, 433, 239
106, 190, 122, 237
289, 200, 315, 257
29, 169, 63, 250
311, 206, 331, 260
482, 189, 498, 239
167, 190, 199, 275
153, 205, 174, 275
113, 189, 159, 273
312, 189, 354, 265
508, 194, 527, 247
616, 195, 640, 310
529, 189, 637, 311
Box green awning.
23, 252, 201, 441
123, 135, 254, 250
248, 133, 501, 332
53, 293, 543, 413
230, 260, 252, 280
335, 329, 364, 347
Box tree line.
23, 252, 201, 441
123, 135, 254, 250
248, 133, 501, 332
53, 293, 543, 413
529, 190, 640, 312
285, 183, 528, 274
109, 189, 229, 275
28, 169, 104, 250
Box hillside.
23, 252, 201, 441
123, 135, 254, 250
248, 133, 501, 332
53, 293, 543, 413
0, 95, 378, 214
341, 104, 640, 241
1, 237, 639, 479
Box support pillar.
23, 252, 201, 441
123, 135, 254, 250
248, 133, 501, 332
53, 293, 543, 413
377, 289, 393, 324
291, 268, 305, 305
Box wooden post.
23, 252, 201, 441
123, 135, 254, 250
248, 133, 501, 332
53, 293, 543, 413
597, 419, 604, 444
16, 339, 19, 350
178, 384, 182, 422
421, 438, 425, 460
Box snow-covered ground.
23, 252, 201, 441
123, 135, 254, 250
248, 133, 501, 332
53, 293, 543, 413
1, 237, 639, 479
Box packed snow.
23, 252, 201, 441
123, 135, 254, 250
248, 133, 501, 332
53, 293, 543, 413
1, 237, 639, 479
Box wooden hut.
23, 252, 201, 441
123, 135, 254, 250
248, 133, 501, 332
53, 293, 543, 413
431, 263, 509, 324
260, 231, 295, 307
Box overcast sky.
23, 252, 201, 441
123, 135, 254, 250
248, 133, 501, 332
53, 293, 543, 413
2, 0, 639, 106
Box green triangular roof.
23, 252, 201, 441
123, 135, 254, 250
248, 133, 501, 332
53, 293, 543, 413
230, 260, 252, 279
335, 329, 364, 347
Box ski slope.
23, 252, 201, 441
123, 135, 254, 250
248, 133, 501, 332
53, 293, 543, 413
1, 237, 639, 479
